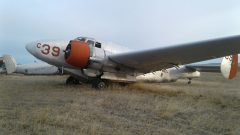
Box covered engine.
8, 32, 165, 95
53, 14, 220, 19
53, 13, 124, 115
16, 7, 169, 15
64, 40, 106, 78
64, 40, 91, 68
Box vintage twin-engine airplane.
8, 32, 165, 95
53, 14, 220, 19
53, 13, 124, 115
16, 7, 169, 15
25, 35, 240, 88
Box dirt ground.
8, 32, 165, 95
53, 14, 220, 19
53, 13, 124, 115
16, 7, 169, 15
0, 73, 240, 135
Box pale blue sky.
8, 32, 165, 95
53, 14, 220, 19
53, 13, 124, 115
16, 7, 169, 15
1, 0, 240, 63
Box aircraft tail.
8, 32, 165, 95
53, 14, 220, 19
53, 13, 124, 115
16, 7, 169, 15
2, 55, 17, 74
186, 54, 239, 80
221, 55, 238, 80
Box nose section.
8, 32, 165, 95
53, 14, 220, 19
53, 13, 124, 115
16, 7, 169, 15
25, 40, 72, 68
25, 42, 37, 56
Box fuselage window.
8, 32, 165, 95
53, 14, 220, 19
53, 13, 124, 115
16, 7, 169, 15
95, 42, 101, 48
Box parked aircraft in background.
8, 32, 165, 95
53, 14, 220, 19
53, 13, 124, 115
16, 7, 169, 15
0, 55, 16, 74
25, 35, 240, 89
0, 55, 61, 75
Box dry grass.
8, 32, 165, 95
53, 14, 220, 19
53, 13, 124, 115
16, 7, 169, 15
0, 73, 240, 135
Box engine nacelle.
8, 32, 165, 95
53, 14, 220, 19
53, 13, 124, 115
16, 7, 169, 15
64, 40, 90, 68
221, 55, 238, 79
64, 40, 106, 78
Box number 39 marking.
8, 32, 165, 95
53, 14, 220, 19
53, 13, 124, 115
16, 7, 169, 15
37, 43, 60, 57
52, 46, 60, 56
41, 44, 51, 55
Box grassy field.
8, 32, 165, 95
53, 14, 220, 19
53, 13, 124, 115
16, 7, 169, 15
0, 73, 240, 135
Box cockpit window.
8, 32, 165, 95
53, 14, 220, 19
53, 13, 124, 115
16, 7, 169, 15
75, 37, 86, 42
95, 42, 101, 48
79, 38, 86, 42
87, 40, 95, 46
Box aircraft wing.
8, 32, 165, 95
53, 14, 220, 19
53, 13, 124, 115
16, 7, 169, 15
109, 35, 240, 73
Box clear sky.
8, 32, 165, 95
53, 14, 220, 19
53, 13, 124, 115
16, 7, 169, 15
1, 0, 240, 64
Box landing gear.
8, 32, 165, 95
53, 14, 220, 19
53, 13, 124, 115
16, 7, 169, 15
92, 79, 108, 89
66, 76, 80, 85
119, 82, 129, 87
65, 76, 108, 89
187, 78, 192, 84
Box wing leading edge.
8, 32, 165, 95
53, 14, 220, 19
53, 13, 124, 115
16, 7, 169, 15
109, 35, 240, 73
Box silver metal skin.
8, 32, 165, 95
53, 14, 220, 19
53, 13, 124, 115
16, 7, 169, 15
25, 36, 240, 83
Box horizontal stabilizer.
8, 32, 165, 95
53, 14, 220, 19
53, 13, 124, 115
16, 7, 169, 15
187, 55, 239, 80
221, 55, 238, 79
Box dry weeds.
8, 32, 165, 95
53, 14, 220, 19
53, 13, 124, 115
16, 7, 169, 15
0, 73, 240, 135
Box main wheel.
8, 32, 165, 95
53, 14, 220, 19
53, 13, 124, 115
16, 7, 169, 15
66, 76, 80, 85
92, 79, 108, 89
118, 82, 129, 87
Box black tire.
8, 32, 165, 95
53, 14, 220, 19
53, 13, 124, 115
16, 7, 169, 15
66, 76, 80, 85
96, 81, 106, 89
118, 82, 128, 87
92, 79, 108, 90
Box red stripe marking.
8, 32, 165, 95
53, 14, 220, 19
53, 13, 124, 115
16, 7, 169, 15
229, 55, 238, 79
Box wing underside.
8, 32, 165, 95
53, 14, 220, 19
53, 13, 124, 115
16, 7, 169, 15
109, 35, 240, 73
186, 64, 221, 72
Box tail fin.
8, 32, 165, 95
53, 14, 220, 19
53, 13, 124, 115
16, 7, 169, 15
221, 55, 238, 79
2, 55, 17, 74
